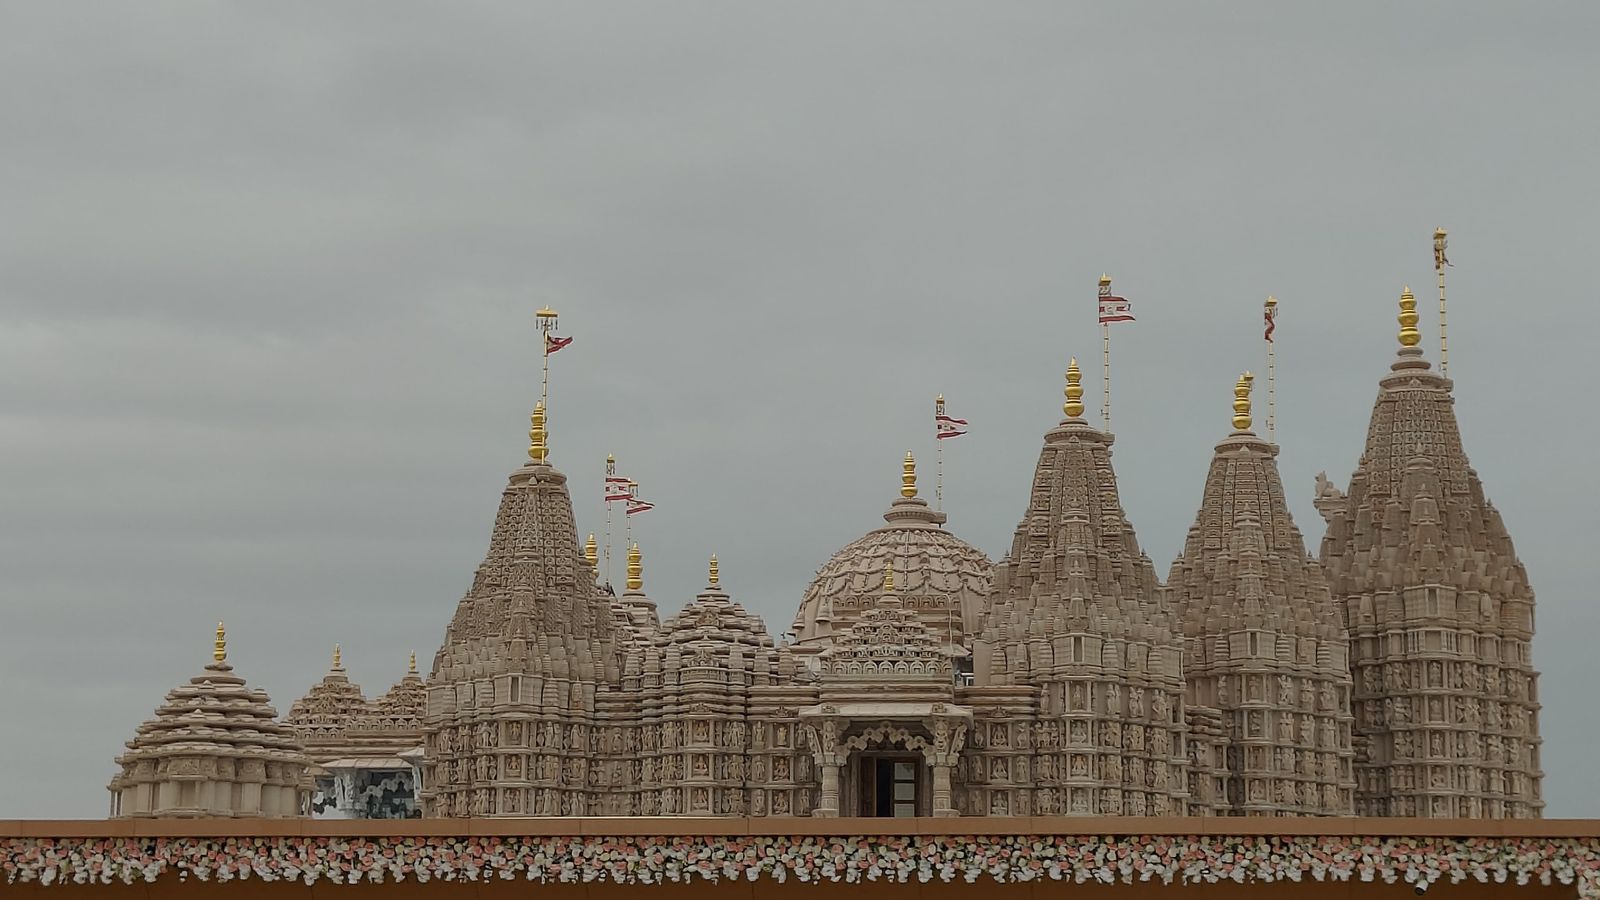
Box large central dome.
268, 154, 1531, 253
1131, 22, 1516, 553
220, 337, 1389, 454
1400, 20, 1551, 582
790, 452, 993, 668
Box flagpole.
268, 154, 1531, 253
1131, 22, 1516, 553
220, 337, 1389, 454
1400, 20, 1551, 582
624, 480, 637, 554
1099, 275, 1113, 432
604, 454, 615, 588
1435, 228, 1449, 377
1265, 296, 1278, 441
536, 306, 558, 452
934, 394, 945, 511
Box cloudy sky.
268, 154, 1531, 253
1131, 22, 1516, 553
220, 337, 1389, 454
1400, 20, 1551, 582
3, 2, 1596, 819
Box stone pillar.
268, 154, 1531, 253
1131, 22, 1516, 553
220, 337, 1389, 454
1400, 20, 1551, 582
816, 761, 842, 817
924, 714, 968, 818
802, 716, 844, 818
930, 763, 956, 817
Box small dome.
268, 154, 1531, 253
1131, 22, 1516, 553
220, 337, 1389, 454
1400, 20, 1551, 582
792, 479, 993, 664
108, 625, 312, 819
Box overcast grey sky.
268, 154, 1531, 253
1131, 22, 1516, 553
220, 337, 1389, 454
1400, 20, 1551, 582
3, 2, 1596, 819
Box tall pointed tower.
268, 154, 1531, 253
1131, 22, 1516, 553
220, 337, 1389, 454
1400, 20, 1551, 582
1318, 288, 1542, 818
422, 388, 628, 817
973, 359, 1188, 817
1167, 374, 1355, 816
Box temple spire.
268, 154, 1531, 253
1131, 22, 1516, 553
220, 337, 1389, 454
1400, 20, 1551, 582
584, 533, 598, 570
708, 554, 719, 588
901, 451, 917, 498
213, 621, 227, 663
331, 643, 342, 671
408, 651, 417, 676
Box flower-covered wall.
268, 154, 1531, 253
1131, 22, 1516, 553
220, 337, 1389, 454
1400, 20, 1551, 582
2, 824, 1598, 897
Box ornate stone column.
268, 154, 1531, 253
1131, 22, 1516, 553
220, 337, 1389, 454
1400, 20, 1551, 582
802, 714, 844, 817
924, 713, 969, 818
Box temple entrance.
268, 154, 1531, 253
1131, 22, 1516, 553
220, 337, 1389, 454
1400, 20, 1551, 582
856, 755, 921, 817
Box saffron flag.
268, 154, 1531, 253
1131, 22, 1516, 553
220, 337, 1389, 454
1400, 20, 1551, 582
1264, 303, 1277, 343
1097, 281, 1135, 324
546, 334, 574, 354
604, 476, 633, 503
625, 497, 655, 516
935, 413, 968, 440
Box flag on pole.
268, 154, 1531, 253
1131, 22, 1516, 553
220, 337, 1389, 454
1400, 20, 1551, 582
604, 476, 633, 503
1263, 299, 1278, 342
935, 413, 968, 439
1434, 230, 1450, 270
1097, 281, 1135, 324
625, 497, 655, 516
546, 334, 574, 354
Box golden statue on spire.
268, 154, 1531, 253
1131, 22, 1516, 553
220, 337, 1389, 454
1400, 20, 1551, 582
627, 543, 643, 592
901, 451, 917, 498
584, 533, 598, 569
332, 643, 342, 670
1398, 286, 1421, 348
528, 401, 548, 463
1064, 357, 1085, 420
708, 554, 719, 587
1232, 372, 1255, 432
213, 620, 227, 662
408, 651, 418, 676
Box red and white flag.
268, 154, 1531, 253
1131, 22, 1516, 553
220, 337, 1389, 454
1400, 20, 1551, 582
1098, 281, 1135, 324
935, 413, 968, 440
604, 476, 634, 503
625, 497, 655, 516
545, 334, 574, 354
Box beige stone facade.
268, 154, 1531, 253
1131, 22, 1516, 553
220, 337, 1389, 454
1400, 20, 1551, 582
109, 290, 1544, 819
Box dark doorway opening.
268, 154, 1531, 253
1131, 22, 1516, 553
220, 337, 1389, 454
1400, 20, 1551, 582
858, 756, 920, 817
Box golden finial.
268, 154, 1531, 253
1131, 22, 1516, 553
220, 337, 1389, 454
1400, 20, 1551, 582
627, 543, 643, 591
708, 554, 719, 587
408, 651, 418, 675
1265, 295, 1278, 311
1099, 273, 1112, 288
584, 533, 598, 568
527, 401, 548, 462
901, 451, 917, 498
1232, 371, 1255, 431
535, 306, 559, 323
1063, 356, 1085, 419
213, 620, 227, 662
1397, 285, 1421, 348
883, 560, 895, 593
332, 643, 342, 670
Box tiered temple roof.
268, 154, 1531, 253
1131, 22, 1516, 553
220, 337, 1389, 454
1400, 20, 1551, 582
108, 624, 312, 818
